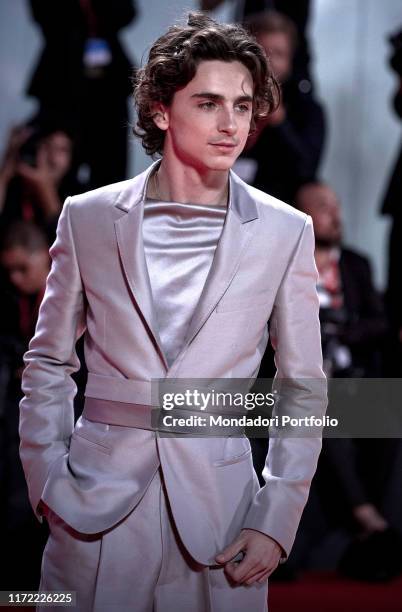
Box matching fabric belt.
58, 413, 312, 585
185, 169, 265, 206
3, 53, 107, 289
85, 373, 155, 405
82, 396, 246, 436
85, 373, 255, 406
83, 397, 155, 429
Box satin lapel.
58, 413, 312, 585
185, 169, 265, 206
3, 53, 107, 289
177, 171, 259, 356
114, 161, 169, 370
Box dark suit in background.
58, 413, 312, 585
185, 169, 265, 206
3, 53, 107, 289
337, 248, 387, 376
315, 246, 399, 568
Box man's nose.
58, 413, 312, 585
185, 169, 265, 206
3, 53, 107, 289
217, 108, 237, 135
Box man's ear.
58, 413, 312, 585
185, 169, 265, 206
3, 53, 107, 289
151, 103, 169, 131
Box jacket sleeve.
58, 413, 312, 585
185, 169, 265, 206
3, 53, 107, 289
243, 215, 328, 562
19, 197, 86, 522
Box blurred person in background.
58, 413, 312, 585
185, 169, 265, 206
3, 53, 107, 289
0, 118, 78, 245
295, 181, 402, 583
234, 10, 326, 204
296, 181, 387, 378
0, 221, 49, 351
26, 0, 137, 190
200, 0, 314, 96
0, 221, 50, 589
381, 27, 402, 376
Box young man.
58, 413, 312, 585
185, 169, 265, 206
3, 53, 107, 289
19, 12, 327, 611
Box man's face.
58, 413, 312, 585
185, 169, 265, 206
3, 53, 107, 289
1, 246, 49, 294
298, 185, 342, 246
258, 32, 292, 83
158, 60, 254, 173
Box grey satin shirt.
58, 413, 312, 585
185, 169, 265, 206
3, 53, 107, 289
143, 199, 227, 367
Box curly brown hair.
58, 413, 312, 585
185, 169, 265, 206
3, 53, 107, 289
132, 12, 280, 156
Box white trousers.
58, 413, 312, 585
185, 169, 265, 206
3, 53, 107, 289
38, 467, 268, 612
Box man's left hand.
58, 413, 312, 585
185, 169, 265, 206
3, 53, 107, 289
215, 529, 283, 585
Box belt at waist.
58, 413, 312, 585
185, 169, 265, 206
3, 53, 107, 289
85, 373, 154, 405
82, 397, 246, 436
85, 373, 256, 408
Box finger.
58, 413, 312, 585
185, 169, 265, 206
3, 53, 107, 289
244, 567, 272, 585
226, 555, 262, 583
238, 560, 271, 584
215, 538, 246, 565
234, 550, 280, 584
257, 569, 271, 583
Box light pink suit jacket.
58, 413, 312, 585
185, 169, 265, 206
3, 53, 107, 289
19, 160, 327, 565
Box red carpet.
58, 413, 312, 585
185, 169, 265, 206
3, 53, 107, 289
3, 571, 402, 611
269, 570, 402, 612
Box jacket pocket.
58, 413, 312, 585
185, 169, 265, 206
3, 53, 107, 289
213, 447, 252, 467
71, 431, 111, 454
72, 416, 111, 452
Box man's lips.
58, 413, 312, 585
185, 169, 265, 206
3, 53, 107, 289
209, 142, 238, 148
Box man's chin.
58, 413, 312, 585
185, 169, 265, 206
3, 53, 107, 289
205, 157, 237, 172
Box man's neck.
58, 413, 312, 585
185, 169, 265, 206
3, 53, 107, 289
147, 158, 229, 207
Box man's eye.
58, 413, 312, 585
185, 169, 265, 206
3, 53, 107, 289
236, 104, 251, 113
198, 102, 216, 110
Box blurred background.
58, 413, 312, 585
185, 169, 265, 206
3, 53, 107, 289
1, 1, 402, 610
